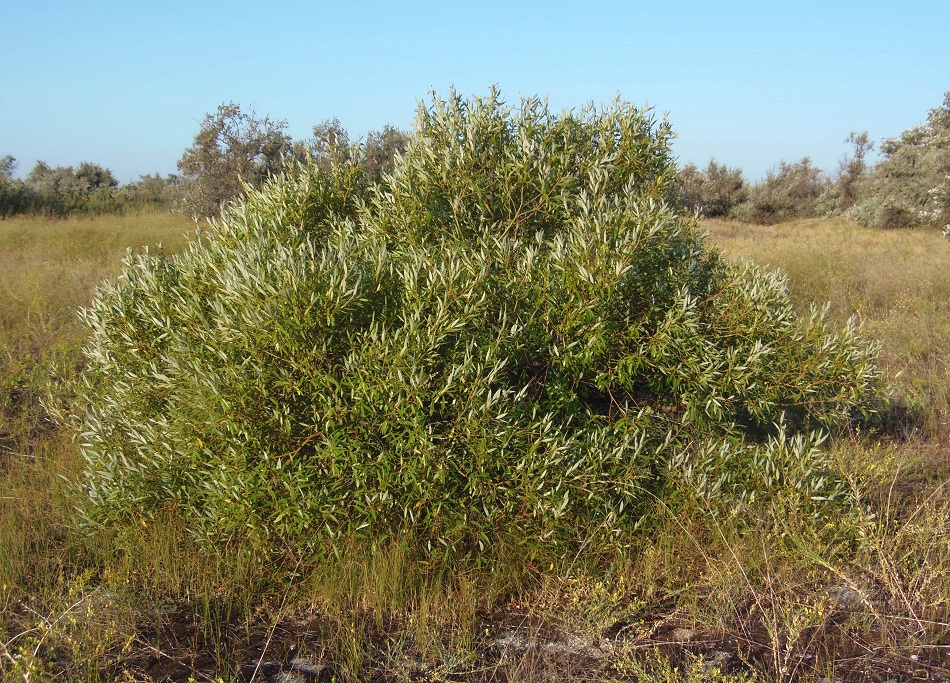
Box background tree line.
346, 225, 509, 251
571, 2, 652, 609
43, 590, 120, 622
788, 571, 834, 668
0, 154, 177, 218
2, 93, 947, 229
678, 91, 950, 229
0, 103, 409, 219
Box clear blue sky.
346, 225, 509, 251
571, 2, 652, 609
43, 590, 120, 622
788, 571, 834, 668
3, 0, 948, 183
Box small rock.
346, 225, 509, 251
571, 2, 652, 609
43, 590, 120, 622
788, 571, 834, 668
289, 657, 327, 675
285, 657, 330, 681
824, 584, 867, 612
494, 631, 532, 651
671, 628, 696, 643
705, 651, 732, 670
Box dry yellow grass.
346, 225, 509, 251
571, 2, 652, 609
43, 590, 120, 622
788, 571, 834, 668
0, 212, 193, 340
706, 217, 950, 437
0, 212, 195, 680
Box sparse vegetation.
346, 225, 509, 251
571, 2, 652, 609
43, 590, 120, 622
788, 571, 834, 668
678, 159, 748, 218
175, 103, 298, 218
0, 156, 182, 218
176, 104, 410, 218
1, 106, 407, 221
731, 157, 827, 225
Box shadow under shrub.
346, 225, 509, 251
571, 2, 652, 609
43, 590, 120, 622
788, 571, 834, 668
67, 91, 881, 561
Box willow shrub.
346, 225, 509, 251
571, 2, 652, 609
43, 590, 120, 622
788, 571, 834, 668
70, 92, 880, 559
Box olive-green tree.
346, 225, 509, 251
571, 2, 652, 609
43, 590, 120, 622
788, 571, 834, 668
363, 125, 409, 181
0, 156, 34, 217
678, 159, 748, 217
848, 92, 950, 229
305, 119, 408, 180
19, 160, 120, 215
733, 158, 828, 224
0, 155, 15, 180
177, 103, 294, 217
834, 131, 874, 212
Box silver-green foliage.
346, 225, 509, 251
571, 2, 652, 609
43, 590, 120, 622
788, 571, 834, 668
848, 92, 950, 229
677, 159, 748, 218
730, 158, 828, 225
71, 91, 880, 556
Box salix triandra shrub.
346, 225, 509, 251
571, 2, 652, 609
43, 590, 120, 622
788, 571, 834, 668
70, 91, 880, 558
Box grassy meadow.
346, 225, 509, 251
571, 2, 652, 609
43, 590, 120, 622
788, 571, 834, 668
706, 217, 950, 438
1, 212, 948, 681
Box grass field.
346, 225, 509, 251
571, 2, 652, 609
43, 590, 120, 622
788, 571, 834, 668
706, 217, 950, 438
0, 213, 947, 682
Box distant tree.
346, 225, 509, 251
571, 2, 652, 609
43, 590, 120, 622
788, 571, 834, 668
76, 161, 118, 192
363, 125, 409, 181
0, 155, 36, 217
677, 163, 703, 211
122, 173, 181, 212
677, 159, 747, 217
814, 132, 875, 218
836, 132, 874, 211
27, 161, 67, 194
177, 103, 294, 217
1, 156, 171, 217
24, 161, 120, 214
733, 157, 828, 224
848, 92, 950, 229
1, 155, 16, 180
299, 119, 408, 180
308, 118, 352, 171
